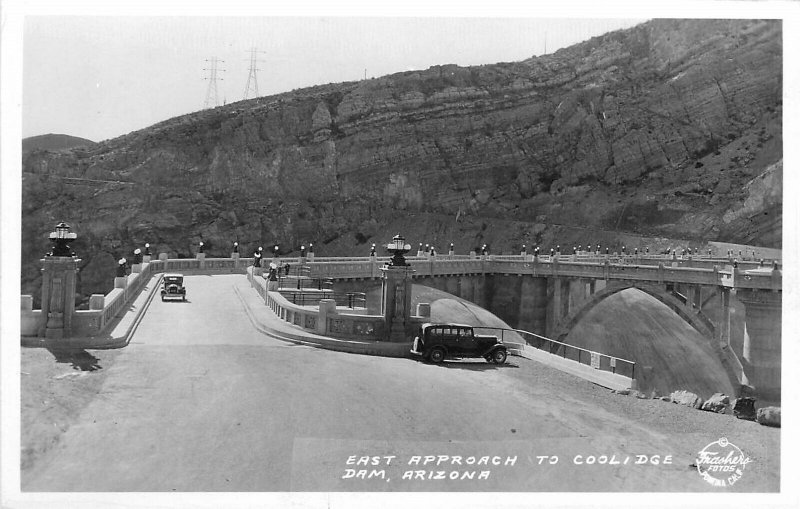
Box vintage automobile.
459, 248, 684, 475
410, 323, 507, 364
161, 273, 186, 301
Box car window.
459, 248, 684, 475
460, 328, 474, 338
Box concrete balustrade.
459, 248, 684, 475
247, 266, 412, 341
21, 253, 782, 340
21, 254, 258, 338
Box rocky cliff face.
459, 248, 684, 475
21, 19, 782, 305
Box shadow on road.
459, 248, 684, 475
45, 347, 103, 371
419, 360, 520, 371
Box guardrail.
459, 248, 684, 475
473, 326, 637, 380
280, 290, 367, 309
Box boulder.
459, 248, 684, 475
669, 390, 704, 409
701, 393, 730, 414
732, 397, 757, 421
756, 406, 781, 427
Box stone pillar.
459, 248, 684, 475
519, 276, 548, 336
39, 256, 81, 339
739, 290, 782, 402
547, 276, 562, 337
717, 288, 732, 346
89, 294, 105, 310
691, 284, 703, 309
380, 264, 415, 342
318, 299, 337, 335
416, 303, 431, 319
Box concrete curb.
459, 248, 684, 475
233, 285, 412, 358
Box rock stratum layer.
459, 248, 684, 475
22, 19, 782, 304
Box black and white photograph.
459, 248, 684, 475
1, 1, 797, 508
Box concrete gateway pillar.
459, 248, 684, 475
38, 222, 81, 339
380, 264, 415, 342
39, 256, 81, 338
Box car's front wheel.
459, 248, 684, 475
429, 347, 446, 363
491, 349, 507, 364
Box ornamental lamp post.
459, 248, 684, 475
233, 241, 239, 253
133, 248, 143, 265
198, 241, 204, 254
144, 243, 152, 256
116, 257, 128, 277
386, 234, 411, 266
300, 245, 306, 258
370, 243, 376, 256
47, 221, 78, 257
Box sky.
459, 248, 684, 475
19, 16, 647, 142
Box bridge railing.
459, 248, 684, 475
472, 326, 637, 380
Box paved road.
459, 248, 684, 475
22, 275, 778, 492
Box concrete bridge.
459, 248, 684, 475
21, 227, 782, 402
302, 251, 782, 401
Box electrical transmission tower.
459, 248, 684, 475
203, 57, 225, 109
243, 47, 266, 101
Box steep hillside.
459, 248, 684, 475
21, 19, 782, 305
22, 134, 96, 152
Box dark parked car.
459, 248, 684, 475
161, 273, 186, 301
411, 323, 507, 364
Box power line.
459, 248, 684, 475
203, 57, 226, 109
243, 47, 266, 101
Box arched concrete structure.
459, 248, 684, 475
554, 282, 715, 343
